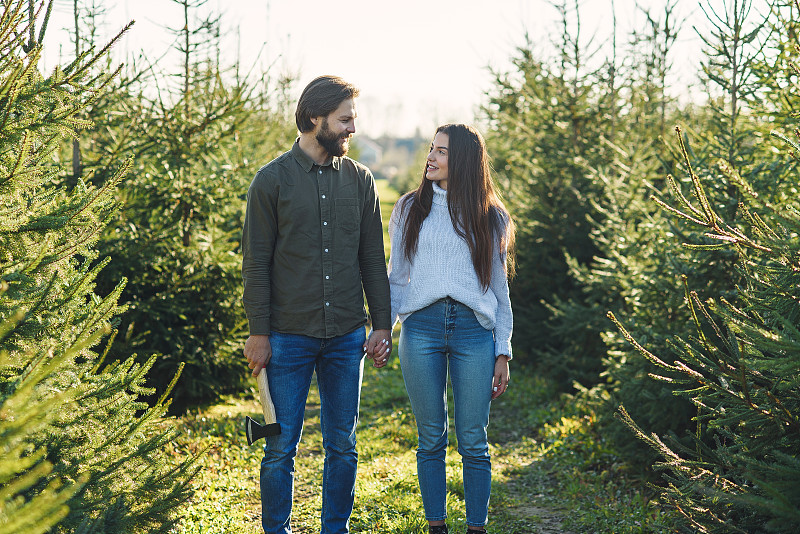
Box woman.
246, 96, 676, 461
387, 124, 515, 534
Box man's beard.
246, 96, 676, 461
316, 118, 350, 157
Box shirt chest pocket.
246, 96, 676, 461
335, 198, 360, 233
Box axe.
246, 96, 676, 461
245, 367, 282, 445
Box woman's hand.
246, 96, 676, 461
491, 354, 510, 400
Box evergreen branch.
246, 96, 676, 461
0, 463, 73, 534
155, 361, 185, 409
0, 54, 33, 133
663, 171, 703, 218
607, 311, 678, 370
90, 328, 118, 375
81, 64, 124, 101
652, 194, 708, 226
646, 372, 691, 384
19, 271, 58, 328
59, 48, 95, 79
739, 204, 779, 244
63, 21, 134, 86
722, 220, 770, 251
762, 389, 800, 432
690, 292, 734, 356
0, 3, 25, 59
56, 256, 111, 315
703, 232, 738, 243
1, 128, 31, 187
736, 352, 756, 411
616, 405, 682, 463
72, 285, 126, 350
682, 242, 732, 251
0, 446, 47, 491
0, 307, 25, 345
67, 157, 130, 224
672, 360, 706, 381
771, 129, 800, 153
675, 126, 717, 225
34, 0, 54, 47
47, 211, 116, 265
684, 279, 711, 350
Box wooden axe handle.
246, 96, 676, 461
257, 367, 278, 425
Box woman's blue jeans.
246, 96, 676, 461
398, 298, 496, 528
259, 328, 366, 534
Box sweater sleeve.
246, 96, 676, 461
387, 199, 410, 330
490, 222, 513, 359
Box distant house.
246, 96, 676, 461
355, 134, 427, 183
353, 137, 383, 167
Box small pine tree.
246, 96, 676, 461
483, 35, 605, 387
0, 1, 197, 531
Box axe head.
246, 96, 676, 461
245, 415, 282, 445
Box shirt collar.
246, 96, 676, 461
291, 139, 342, 173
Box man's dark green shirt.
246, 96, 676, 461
242, 141, 391, 338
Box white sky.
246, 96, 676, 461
40, 0, 741, 138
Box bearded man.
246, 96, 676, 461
241, 75, 392, 534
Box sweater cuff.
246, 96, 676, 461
495, 341, 512, 361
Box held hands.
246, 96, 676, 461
244, 335, 272, 377
491, 355, 510, 400
364, 328, 392, 368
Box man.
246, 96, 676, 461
242, 75, 392, 534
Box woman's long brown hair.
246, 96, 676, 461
400, 124, 515, 290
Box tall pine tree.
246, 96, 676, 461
77, 0, 296, 410
0, 1, 197, 531
610, 3, 800, 530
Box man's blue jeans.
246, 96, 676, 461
398, 298, 496, 528
260, 328, 366, 534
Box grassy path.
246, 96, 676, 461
167, 180, 667, 533
168, 352, 575, 533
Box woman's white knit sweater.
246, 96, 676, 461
388, 182, 513, 358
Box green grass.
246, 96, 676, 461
167, 180, 676, 533
167, 361, 674, 533
376, 177, 400, 259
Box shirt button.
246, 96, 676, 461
325, 275, 330, 279
324, 248, 329, 253
323, 221, 328, 226
322, 194, 326, 199
325, 302, 330, 306
319, 169, 322, 174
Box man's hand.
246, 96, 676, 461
245, 335, 272, 377
363, 328, 392, 368
491, 355, 510, 400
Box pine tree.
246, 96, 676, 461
0, 1, 197, 531
613, 123, 800, 532
588, 0, 793, 453
483, 2, 609, 386
484, 0, 684, 392
71, 0, 296, 410
608, 3, 800, 530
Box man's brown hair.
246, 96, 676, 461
295, 76, 360, 133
